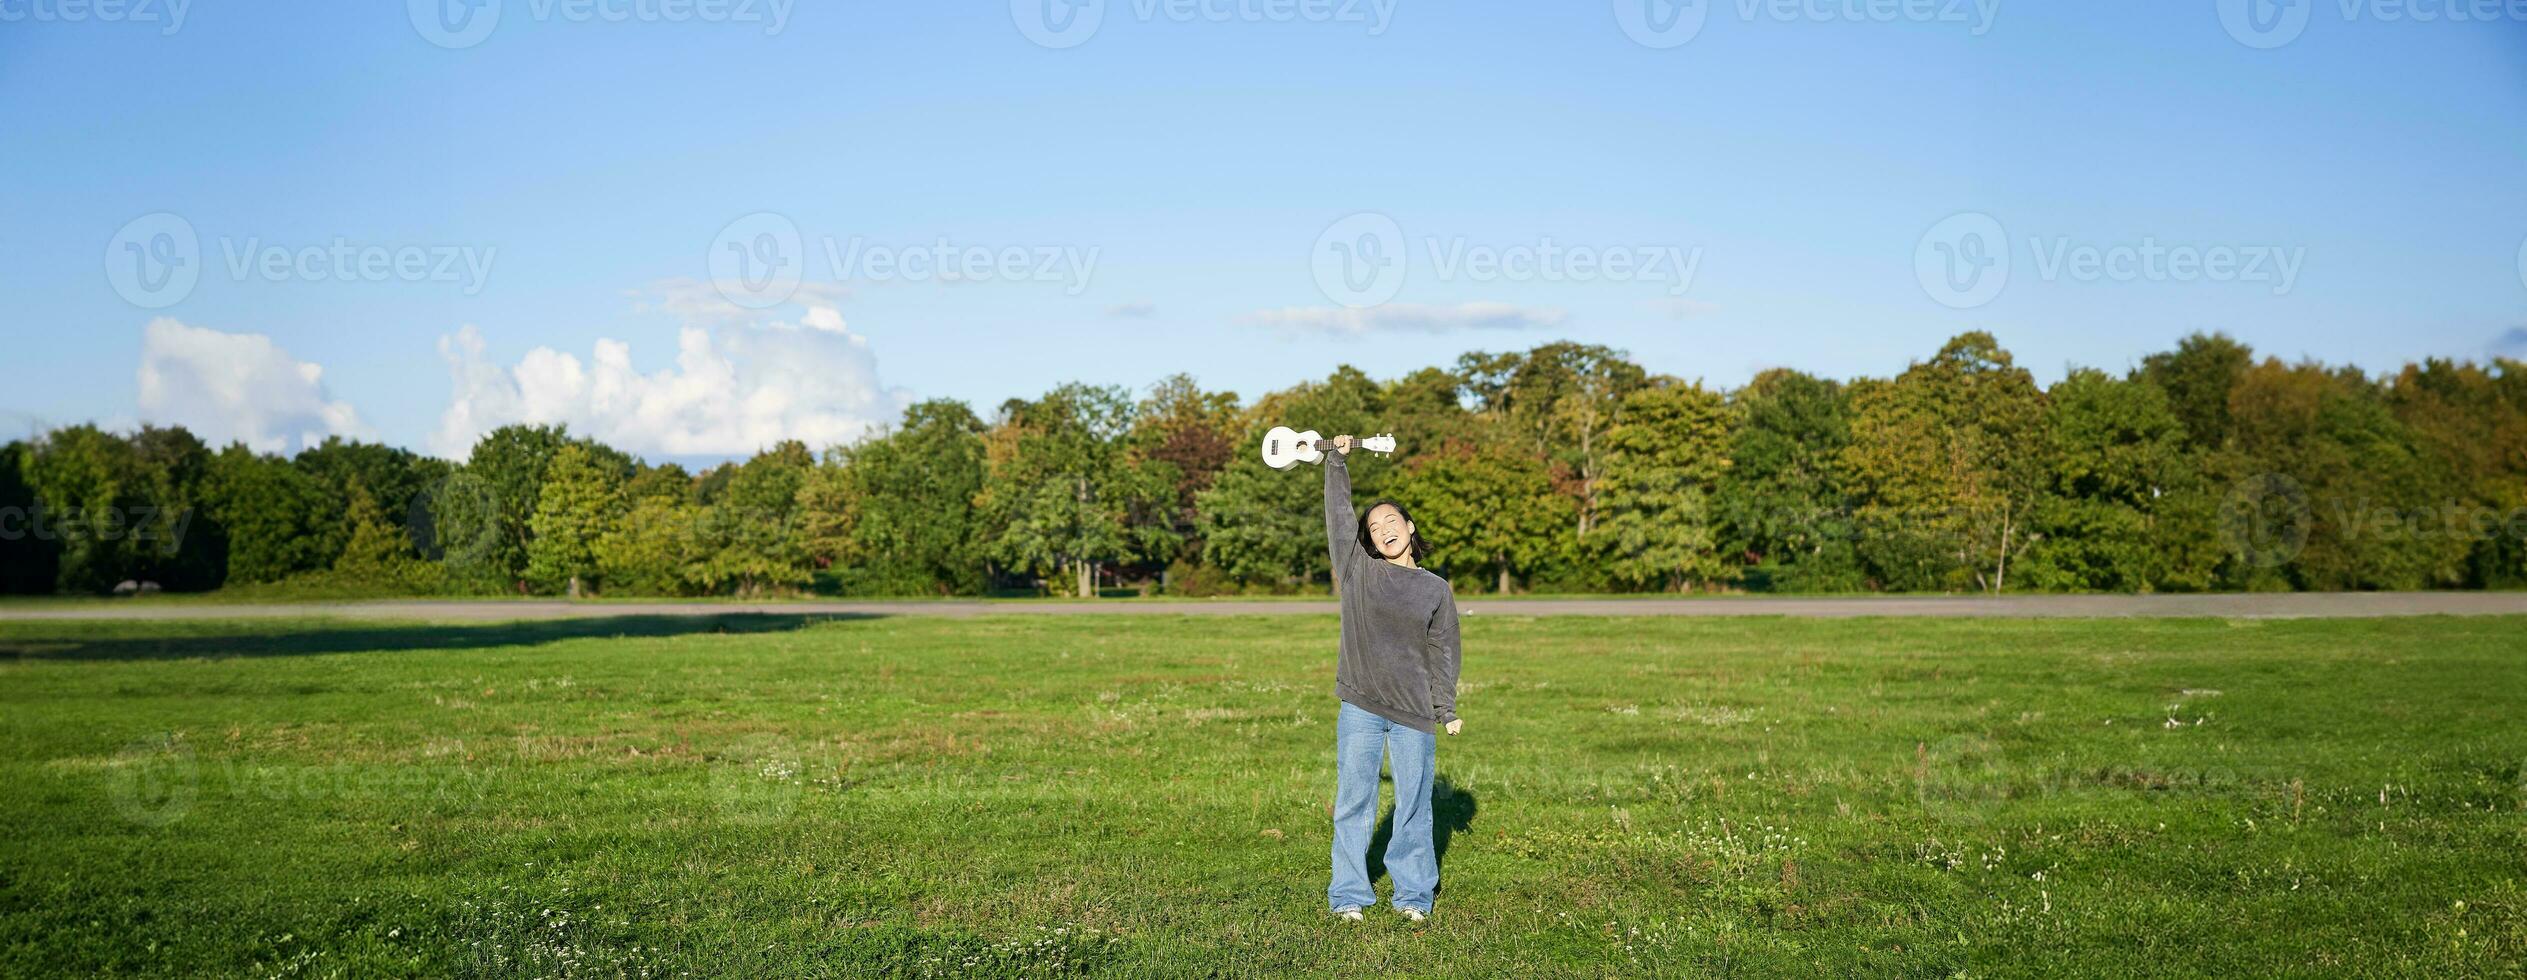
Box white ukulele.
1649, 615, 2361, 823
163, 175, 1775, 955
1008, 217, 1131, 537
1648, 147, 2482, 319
1259, 426, 1396, 469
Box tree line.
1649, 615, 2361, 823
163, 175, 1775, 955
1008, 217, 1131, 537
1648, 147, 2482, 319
3, 332, 2522, 598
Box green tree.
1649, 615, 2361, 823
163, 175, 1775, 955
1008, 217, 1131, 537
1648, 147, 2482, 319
2139, 332, 2254, 448
334, 481, 413, 572
453, 424, 576, 588
596, 477, 705, 597
1718, 369, 1862, 591
1131, 376, 1240, 576
1842, 333, 2052, 592
422, 468, 507, 591
624, 462, 694, 503
525, 444, 628, 596
2224, 359, 2465, 590
2018, 369, 2214, 592
328, 479, 442, 592
978, 385, 1175, 597
296, 437, 447, 556
1588, 381, 1734, 591
1395, 443, 1573, 594
1460, 342, 1647, 540
1379, 367, 1480, 454
21, 425, 148, 592
128, 425, 220, 590
2129, 334, 2264, 591
205, 444, 336, 585
691, 441, 817, 596
809, 400, 991, 595
2383, 358, 2527, 587
0, 442, 62, 593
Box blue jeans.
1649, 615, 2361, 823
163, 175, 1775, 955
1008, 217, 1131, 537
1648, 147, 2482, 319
1328, 700, 1437, 914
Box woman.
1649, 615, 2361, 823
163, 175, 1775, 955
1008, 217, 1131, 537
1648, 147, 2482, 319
1321, 433, 1462, 924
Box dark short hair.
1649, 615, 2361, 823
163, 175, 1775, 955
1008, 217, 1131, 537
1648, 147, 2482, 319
1357, 499, 1433, 562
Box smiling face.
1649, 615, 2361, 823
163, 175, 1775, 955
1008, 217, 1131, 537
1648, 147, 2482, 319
1363, 503, 1416, 561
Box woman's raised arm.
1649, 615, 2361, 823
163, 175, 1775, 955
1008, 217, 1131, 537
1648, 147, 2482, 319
1324, 439, 1364, 579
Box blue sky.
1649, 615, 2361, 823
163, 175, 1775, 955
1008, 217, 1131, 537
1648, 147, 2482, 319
4, 1, 2524, 458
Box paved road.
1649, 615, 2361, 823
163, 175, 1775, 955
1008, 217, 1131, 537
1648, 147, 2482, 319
5, 592, 2524, 621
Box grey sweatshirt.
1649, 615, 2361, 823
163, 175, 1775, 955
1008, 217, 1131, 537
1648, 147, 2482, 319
1324, 450, 1461, 734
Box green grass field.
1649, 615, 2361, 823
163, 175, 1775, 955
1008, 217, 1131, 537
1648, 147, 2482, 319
2, 614, 2522, 977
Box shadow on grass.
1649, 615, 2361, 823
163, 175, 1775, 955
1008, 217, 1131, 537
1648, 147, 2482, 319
1367, 774, 1478, 889
0, 613, 861, 662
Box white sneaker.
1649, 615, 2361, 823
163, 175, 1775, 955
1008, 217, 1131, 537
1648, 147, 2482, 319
1395, 906, 1427, 923
1333, 906, 1364, 922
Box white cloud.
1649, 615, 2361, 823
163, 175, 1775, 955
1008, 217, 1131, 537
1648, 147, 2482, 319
136, 317, 368, 454
429, 303, 912, 460
1241, 301, 1565, 335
